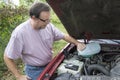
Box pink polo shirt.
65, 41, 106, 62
5, 19, 64, 66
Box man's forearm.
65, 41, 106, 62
63, 34, 86, 51
63, 34, 80, 45
4, 54, 21, 78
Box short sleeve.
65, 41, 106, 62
4, 31, 23, 60
50, 23, 65, 41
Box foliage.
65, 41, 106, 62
19, 0, 46, 7
0, 3, 28, 77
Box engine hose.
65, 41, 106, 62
83, 64, 88, 75
87, 64, 110, 76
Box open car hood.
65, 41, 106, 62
47, 0, 120, 39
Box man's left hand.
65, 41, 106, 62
77, 43, 86, 51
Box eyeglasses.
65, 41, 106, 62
38, 18, 50, 23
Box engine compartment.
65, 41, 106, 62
53, 40, 120, 80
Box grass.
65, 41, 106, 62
52, 23, 68, 56
51, 11, 68, 57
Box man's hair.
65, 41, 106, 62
29, 2, 50, 18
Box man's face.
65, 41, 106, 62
34, 11, 51, 30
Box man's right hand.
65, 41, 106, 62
4, 55, 29, 80
16, 75, 28, 80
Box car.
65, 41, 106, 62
38, 0, 120, 80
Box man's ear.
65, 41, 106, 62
31, 15, 36, 19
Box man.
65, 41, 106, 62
4, 2, 85, 80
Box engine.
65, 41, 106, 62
54, 43, 120, 80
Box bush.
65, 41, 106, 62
0, 3, 28, 77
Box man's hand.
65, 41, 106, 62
4, 55, 29, 80
77, 42, 86, 51
16, 75, 28, 80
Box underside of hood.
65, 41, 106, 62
47, 0, 120, 39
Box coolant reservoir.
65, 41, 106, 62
57, 58, 84, 75
77, 42, 101, 57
